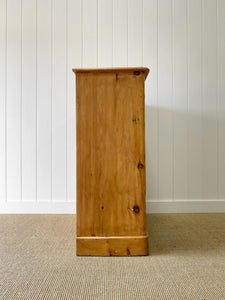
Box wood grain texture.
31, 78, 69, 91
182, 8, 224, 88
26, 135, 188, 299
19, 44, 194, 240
77, 235, 149, 256
73, 68, 149, 78
74, 68, 149, 256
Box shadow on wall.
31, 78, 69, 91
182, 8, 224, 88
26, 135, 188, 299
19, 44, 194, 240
145, 105, 224, 201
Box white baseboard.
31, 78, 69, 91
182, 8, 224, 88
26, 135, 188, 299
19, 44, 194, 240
146, 200, 225, 213
0, 200, 225, 214
0, 201, 76, 214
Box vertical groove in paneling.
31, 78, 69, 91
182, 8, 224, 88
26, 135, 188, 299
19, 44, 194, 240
21, 0, 37, 201
156, 0, 159, 201
217, 0, 225, 199
20, 0, 22, 202
171, 0, 174, 201
51, 0, 54, 202
157, 0, 173, 200
112, 0, 113, 66
201, 0, 204, 202
201, 0, 203, 199
0, 0, 6, 202
51, 0, 53, 201
7, 0, 22, 201
127, 0, 143, 66
82, 0, 97, 67
35, 0, 37, 201
126, 0, 128, 67
37, 0, 52, 201
52, 0, 67, 201
112, 0, 127, 67
66, 0, 68, 201
188, 0, 203, 200
81, 0, 83, 68
173, 0, 188, 200
5, 0, 7, 202
185, 0, 189, 199
143, 0, 158, 201
98, 0, 113, 67
141, 0, 143, 66
67, 0, 82, 203
202, 0, 218, 200
96, 0, 98, 67
216, 0, 219, 201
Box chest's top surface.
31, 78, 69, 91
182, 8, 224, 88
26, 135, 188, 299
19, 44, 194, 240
72, 67, 149, 79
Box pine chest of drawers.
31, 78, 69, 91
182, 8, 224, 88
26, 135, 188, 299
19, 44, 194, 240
73, 67, 149, 256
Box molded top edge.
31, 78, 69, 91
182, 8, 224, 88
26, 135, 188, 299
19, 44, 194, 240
72, 67, 149, 79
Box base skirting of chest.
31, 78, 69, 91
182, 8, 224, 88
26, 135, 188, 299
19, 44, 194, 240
76, 235, 149, 256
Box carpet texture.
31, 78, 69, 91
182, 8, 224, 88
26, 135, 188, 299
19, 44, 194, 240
0, 214, 225, 299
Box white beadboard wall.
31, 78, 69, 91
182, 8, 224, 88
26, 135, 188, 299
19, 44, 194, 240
0, 0, 225, 214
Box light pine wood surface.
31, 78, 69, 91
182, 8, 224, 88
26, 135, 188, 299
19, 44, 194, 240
74, 68, 149, 256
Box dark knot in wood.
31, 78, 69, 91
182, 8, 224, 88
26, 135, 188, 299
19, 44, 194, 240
137, 162, 144, 169
132, 118, 139, 122
133, 206, 140, 214
134, 70, 140, 75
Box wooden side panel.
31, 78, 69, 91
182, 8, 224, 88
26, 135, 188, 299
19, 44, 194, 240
76, 72, 146, 237
77, 235, 149, 256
